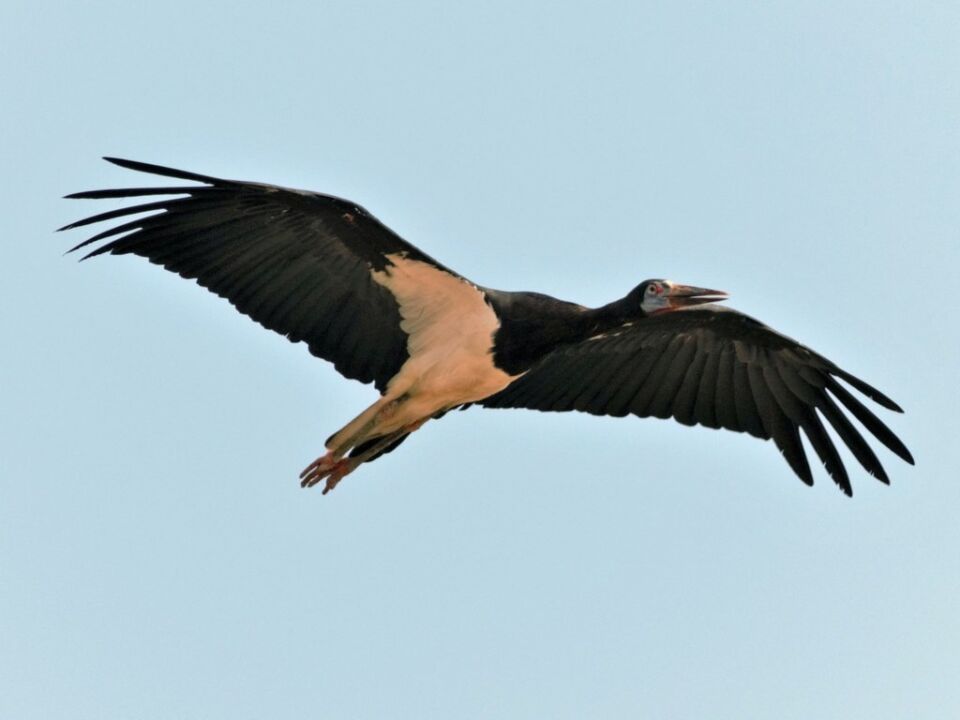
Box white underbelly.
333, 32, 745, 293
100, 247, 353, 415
370, 254, 518, 429
389, 344, 515, 412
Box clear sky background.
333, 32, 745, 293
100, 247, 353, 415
2, 2, 958, 718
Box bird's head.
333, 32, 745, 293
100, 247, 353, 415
630, 279, 728, 316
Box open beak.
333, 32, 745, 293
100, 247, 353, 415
665, 283, 728, 309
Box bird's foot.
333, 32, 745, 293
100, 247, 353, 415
299, 422, 426, 494
299, 452, 355, 494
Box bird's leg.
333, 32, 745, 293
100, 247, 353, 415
299, 416, 431, 494
300, 429, 408, 493
298, 395, 412, 493
324, 395, 407, 453
298, 399, 399, 477
346, 416, 429, 464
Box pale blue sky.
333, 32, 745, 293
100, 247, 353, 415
2, 1, 958, 718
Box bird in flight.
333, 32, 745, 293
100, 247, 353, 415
62, 158, 913, 496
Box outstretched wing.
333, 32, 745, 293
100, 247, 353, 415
481, 305, 913, 494
62, 158, 457, 391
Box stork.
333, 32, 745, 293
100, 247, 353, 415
62, 158, 914, 496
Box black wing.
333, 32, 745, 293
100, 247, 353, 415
62, 158, 456, 391
481, 306, 913, 495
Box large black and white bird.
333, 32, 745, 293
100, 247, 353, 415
62, 158, 913, 496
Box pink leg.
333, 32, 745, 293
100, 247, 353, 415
299, 450, 350, 491
299, 416, 432, 494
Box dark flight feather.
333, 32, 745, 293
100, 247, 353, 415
61, 158, 459, 391
483, 305, 912, 494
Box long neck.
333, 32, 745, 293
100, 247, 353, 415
488, 291, 638, 375
581, 296, 638, 336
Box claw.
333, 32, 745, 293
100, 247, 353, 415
300, 451, 347, 490
322, 464, 352, 494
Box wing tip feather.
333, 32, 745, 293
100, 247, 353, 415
101, 156, 221, 185
833, 368, 904, 413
